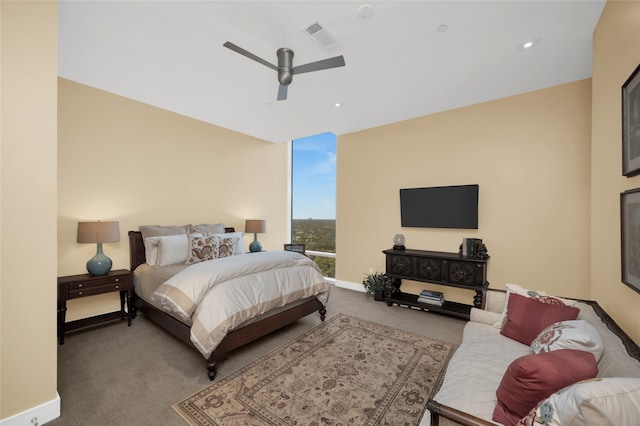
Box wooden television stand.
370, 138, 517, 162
383, 248, 489, 320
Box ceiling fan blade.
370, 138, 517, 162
277, 84, 288, 101
292, 55, 345, 75
223, 41, 278, 72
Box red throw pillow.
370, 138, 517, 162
500, 293, 579, 345
492, 349, 598, 426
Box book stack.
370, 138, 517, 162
417, 289, 444, 306
461, 238, 483, 257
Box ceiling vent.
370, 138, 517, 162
301, 20, 343, 53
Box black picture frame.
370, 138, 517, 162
622, 63, 640, 177
621, 188, 640, 293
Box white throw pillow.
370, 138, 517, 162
156, 234, 190, 266
211, 232, 244, 255
144, 234, 197, 266
530, 320, 603, 361
517, 378, 640, 426
143, 236, 161, 266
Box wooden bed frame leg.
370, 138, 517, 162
206, 357, 218, 381
319, 307, 326, 321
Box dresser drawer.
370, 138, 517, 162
69, 282, 127, 299
65, 273, 131, 299
447, 261, 483, 287
417, 257, 443, 281
388, 255, 413, 276
68, 275, 128, 290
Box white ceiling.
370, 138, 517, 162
58, 1, 605, 144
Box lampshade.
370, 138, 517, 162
77, 221, 120, 276
245, 219, 266, 234
77, 221, 120, 243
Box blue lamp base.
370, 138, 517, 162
87, 242, 113, 276
249, 234, 262, 252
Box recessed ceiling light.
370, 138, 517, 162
436, 24, 448, 34
357, 4, 374, 19
335, 102, 343, 108
518, 38, 541, 51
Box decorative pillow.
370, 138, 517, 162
215, 236, 236, 258
493, 283, 577, 329
493, 349, 598, 426
211, 232, 244, 256
500, 293, 580, 345
531, 320, 603, 361
187, 234, 218, 264
517, 378, 640, 426
189, 223, 225, 234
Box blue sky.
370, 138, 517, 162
292, 132, 336, 220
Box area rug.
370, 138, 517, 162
174, 313, 457, 426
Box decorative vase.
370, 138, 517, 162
249, 234, 262, 252
86, 242, 113, 276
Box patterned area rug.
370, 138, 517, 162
174, 314, 457, 426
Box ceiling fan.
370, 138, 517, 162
223, 41, 345, 101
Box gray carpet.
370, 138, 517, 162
50, 286, 466, 425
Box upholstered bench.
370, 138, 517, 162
423, 285, 640, 426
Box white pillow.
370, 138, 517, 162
211, 232, 244, 255
530, 320, 603, 361
156, 234, 190, 266
143, 236, 161, 266
518, 378, 640, 426
144, 233, 202, 266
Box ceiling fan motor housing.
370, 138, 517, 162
277, 48, 294, 85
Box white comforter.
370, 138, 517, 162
152, 251, 330, 358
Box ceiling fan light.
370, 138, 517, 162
277, 48, 294, 85
278, 72, 293, 85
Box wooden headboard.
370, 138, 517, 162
128, 227, 236, 271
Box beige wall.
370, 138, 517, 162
58, 78, 288, 320
2, 0, 635, 421
1, 1, 59, 421
591, 0, 640, 343
337, 80, 592, 305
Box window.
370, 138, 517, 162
290, 132, 336, 278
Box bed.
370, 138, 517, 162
128, 227, 329, 380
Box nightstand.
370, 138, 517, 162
57, 269, 133, 344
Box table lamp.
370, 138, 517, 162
77, 221, 120, 275
245, 219, 266, 252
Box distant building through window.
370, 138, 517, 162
291, 132, 336, 278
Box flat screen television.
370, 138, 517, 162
400, 184, 479, 229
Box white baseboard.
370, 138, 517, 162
0, 393, 60, 426
334, 279, 366, 293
